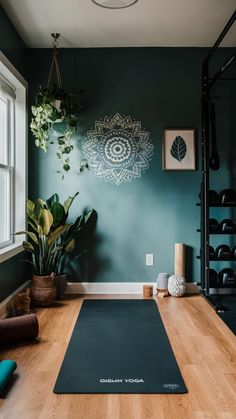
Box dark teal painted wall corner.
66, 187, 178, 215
0, 5, 28, 78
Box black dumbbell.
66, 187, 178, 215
219, 189, 236, 205
220, 219, 235, 233
209, 245, 216, 259
209, 190, 219, 205
218, 268, 236, 287
209, 269, 218, 288
215, 244, 231, 259
209, 219, 220, 233
231, 246, 236, 259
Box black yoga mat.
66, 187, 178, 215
54, 299, 187, 394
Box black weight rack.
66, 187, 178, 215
200, 10, 236, 309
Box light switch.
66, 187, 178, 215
146, 254, 154, 266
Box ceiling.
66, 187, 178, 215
1, 0, 236, 48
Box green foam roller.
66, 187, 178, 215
0, 360, 17, 394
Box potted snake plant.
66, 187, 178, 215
15, 199, 71, 306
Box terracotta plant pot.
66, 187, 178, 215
30, 273, 57, 307
56, 274, 68, 299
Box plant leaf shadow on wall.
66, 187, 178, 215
66, 210, 111, 282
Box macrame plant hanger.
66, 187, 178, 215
47, 33, 63, 90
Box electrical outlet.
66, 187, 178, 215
146, 254, 154, 266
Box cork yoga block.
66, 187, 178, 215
0, 314, 39, 344
143, 285, 153, 298
174, 243, 185, 277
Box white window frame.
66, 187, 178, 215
0, 51, 27, 263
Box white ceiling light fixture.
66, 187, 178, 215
91, 0, 139, 9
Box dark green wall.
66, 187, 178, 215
28, 47, 236, 284
0, 5, 28, 302
1, 4, 235, 296
28, 47, 235, 284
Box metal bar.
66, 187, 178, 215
200, 10, 236, 296
209, 77, 236, 81
213, 95, 236, 100
200, 182, 205, 292
209, 53, 236, 88
203, 10, 236, 65
201, 61, 210, 295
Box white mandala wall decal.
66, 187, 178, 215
83, 113, 154, 185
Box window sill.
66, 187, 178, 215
0, 243, 23, 264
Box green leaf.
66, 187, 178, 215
46, 193, 59, 210
22, 241, 35, 252
170, 136, 187, 163
65, 238, 75, 252
80, 162, 89, 172
51, 202, 65, 227
48, 224, 72, 246
38, 208, 53, 235
63, 192, 79, 214
14, 230, 39, 244
63, 164, 70, 172
34, 199, 47, 221
26, 200, 35, 218
84, 209, 94, 224
27, 219, 38, 233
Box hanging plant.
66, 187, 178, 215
30, 33, 82, 175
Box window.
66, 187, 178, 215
0, 52, 27, 263
0, 79, 15, 247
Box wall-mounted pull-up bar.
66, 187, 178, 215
203, 10, 236, 65
209, 51, 236, 88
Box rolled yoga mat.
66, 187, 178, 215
0, 360, 17, 394
174, 243, 185, 277
0, 314, 39, 345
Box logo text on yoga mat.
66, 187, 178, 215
100, 378, 144, 383
163, 383, 180, 389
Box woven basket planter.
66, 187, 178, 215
30, 273, 57, 307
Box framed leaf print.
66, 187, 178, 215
163, 128, 196, 171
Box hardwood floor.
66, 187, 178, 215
0, 294, 236, 419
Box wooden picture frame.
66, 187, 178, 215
163, 128, 196, 171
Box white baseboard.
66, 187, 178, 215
0, 280, 30, 320
66, 282, 200, 295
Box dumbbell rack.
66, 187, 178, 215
199, 11, 236, 303
197, 201, 236, 293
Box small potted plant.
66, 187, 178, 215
15, 199, 71, 306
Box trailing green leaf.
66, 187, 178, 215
30, 86, 82, 175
